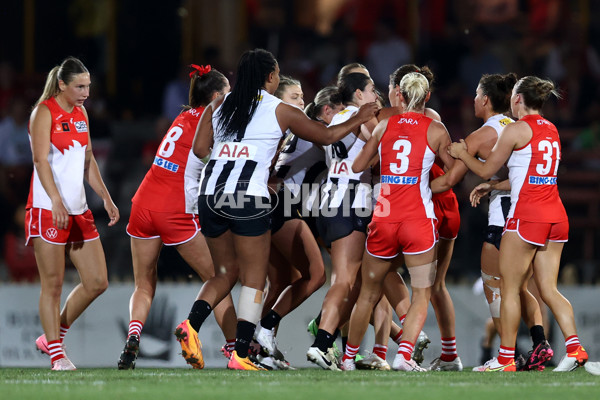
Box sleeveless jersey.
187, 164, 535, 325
507, 114, 567, 222
200, 90, 284, 198
320, 106, 372, 210
274, 134, 327, 211
27, 97, 89, 214
132, 106, 204, 213
481, 114, 514, 226
374, 112, 436, 222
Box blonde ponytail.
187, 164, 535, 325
399, 72, 429, 112
34, 66, 60, 108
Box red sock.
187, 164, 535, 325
128, 320, 143, 338
440, 337, 457, 362
343, 342, 359, 362
392, 330, 403, 344
565, 335, 580, 353
373, 344, 387, 360
48, 339, 65, 363
498, 345, 515, 365
399, 314, 406, 326
226, 339, 236, 353
397, 340, 414, 361
59, 324, 69, 342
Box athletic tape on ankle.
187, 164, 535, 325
237, 286, 264, 324
481, 271, 501, 318
408, 261, 437, 288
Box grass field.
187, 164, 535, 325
1, 367, 598, 400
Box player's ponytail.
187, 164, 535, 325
515, 76, 561, 111
399, 72, 429, 112
187, 65, 228, 109
479, 72, 517, 113
305, 86, 341, 122
390, 64, 434, 89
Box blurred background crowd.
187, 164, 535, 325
1, 0, 599, 284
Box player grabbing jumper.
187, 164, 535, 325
343, 72, 454, 372
181, 48, 377, 370
447, 76, 588, 372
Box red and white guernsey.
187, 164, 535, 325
374, 112, 436, 222
27, 97, 89, 214
506, 114, 567, 222
132, 106, 205, 213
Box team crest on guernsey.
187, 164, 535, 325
499, 118, 513, 127
74, 120, 88, 133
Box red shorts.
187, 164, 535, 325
126, 203, 200, 245
25, 208, 99, 246
503, 218, 569, 246
366, 218, 438, 258
433, 193, 460, 240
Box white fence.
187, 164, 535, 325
1, 283, 598, 368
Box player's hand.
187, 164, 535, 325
104, 199, 120, 226
469, 182, 492, 207
51, 198, 69, 230
356, 102, 379, 123
447, 139, 468, 159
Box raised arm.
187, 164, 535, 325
278, 101, 378, 145
192, 97, 220, 159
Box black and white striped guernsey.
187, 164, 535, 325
274, 133, 327, 212
199, 90, 284, 198
320, 105, 372, 210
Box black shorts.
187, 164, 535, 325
484, 225, 504, 250
198, 194, 271, 238
316, 207, 371, 247
270, 187, 303, 235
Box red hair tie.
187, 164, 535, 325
189, 64, 211, 78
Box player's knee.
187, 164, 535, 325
332, 277, 354, 293
408, 261, 437, 289
482, 271, 501, 318
237, 286, 265, 324
93, 278, 109, 295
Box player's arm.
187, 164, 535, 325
30, 104, 70, 229
280, 102, 378, 145
448, 123, 520, 180
430, 120, 455, 171
353, 118, 388, 173
193, 97, 220, 159
469, 179, 511, 207
430, 125, 492, 193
